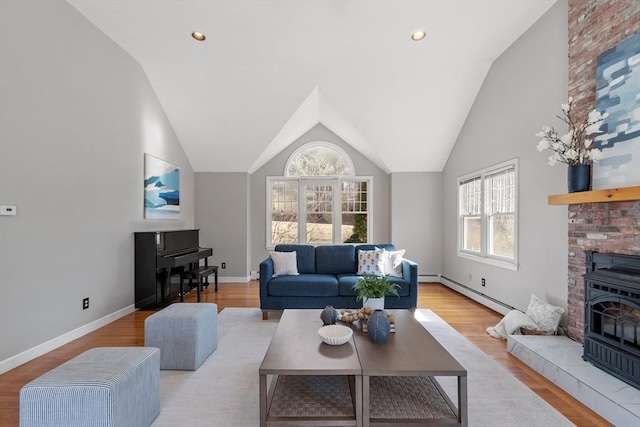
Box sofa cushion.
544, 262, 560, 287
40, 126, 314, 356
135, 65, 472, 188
316, 245, 356, 275
381, 249, 405, 277
269, 251, 299, 276
276, 244, 316, 274
386, 276, 411, 297
356, 244, 396, 255
337, 274, 360, 296
268, 274, 339, 297
356, 248, 386, 276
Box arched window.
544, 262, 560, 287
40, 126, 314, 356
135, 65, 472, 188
285, 142, 354, 177
267, 142, 371, 246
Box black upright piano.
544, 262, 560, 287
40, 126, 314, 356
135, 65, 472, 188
134, 229, 212, 309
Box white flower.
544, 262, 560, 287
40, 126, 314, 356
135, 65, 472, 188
536, 139, 550, 152
560, 131, 574, 146
536, 98, 608, 166
589, 148, 603, 161
565, 149, 579, 161
585, 122, 604, 135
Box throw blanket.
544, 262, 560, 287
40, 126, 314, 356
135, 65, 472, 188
486, 310, 538, 339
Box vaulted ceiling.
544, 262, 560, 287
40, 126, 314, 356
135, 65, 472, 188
66, 0, 557, 173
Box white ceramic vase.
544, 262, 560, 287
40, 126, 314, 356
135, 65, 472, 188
363, 297, 384, 311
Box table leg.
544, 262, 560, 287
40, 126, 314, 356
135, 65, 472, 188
355, 375, 363, 427
459, 375, 468, 427
260, 374, 267, 427
362, 375, 370, 427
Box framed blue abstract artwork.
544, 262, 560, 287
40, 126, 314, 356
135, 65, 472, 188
593, 32, 640, 190
144, 154, 180, 219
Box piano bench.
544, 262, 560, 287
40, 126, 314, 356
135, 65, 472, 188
180, 265, 219, 301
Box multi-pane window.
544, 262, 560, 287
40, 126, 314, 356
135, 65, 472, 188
270, 180, 298, 245
458, 159, 518, 269
268, 142, 371, 247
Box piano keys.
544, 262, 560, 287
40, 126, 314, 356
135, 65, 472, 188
134, 229, 212, 309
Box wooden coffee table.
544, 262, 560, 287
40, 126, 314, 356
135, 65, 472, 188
259, 309, 467, 427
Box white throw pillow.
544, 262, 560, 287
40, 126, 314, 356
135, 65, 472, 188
526, 294, 564, 335
269, 251, 299, 277
381, 249, 405, 277
357, 248, 385, 276
486, 309, 538, 339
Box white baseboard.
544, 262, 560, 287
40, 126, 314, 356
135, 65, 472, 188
218, 276, 251, 283
439, 276, 512, 316
0, 304, 136, 375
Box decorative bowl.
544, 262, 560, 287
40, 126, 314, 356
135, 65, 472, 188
318, 324, 353, 346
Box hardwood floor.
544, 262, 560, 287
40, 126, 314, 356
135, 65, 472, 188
0, 282, 612, 426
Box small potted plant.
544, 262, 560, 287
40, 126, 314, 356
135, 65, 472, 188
354, 275, 400, 310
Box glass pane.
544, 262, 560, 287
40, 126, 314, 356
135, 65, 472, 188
462, 217, 481, 252
460, 178, 481, 215
271, 180, 298, 244
342, 213, 367, 243
489, 214, 514, 258
306, 213, 333, 244
288, 146, 352, 176
306, 185, 333, 244
271, 212, 298, 244
489, 169, 515, 214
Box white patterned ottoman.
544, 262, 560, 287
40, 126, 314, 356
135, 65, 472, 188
144, 302, 218, 370
19, 347, 160, 427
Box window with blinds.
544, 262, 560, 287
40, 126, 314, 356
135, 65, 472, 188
457, 159, 518, 269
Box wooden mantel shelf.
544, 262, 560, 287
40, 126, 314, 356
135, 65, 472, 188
548, 186, 640, 205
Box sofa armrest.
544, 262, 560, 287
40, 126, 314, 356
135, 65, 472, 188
402, 258, 419, 309
259, 258, 274, 301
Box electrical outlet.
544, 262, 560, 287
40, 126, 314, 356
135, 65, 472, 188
83, 297, 90, 310
481, 278, 486, 287
221, 262, 226, 269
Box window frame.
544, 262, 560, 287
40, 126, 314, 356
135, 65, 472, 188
266, 176, 373, 248
267, 141, 372, 248
457, 158, 519, 271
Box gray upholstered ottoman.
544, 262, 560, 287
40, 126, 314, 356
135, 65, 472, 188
19, 347, 160, 427
145, 302, 218, 370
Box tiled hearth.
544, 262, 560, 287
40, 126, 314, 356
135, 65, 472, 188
507, 335, 640, 426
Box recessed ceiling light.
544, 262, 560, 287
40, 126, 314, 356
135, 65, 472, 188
191, 31, 206, 41
411, 31, 426, 41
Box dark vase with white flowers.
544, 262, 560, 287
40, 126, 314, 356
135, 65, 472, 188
536, 97, 608, 193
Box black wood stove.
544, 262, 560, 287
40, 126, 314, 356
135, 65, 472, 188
583, 251, 640, 389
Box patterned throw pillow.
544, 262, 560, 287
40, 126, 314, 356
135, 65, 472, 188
269, 251, 299, 277
357, 248, 385, 276
381, 249, 405, 277
526, 294, 564, 335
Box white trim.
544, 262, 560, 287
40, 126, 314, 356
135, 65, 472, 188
456, 251, 519, 271
418, 274, 440, 282
457, 158, 519, 270
439, 276, 511, 316
218, 276, 251, 283
0, 304, 135, 374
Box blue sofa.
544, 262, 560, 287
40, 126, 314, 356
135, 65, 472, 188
259, 244, 418, 319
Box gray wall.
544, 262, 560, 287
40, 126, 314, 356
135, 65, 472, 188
441, 0, 569, 313
390, 172, 442, 275
195, 173, 250, 280
0, 0, 194, 363
249, 124, 391, 273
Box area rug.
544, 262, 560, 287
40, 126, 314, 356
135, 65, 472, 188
151, 308, 573, 426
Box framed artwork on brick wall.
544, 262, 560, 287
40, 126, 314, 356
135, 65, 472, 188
592, 32, 640, 190
144, 154, 180, 219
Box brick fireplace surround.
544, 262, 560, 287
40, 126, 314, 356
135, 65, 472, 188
566, 0, 640, 343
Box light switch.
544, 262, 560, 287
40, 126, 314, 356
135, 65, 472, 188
0, 205, 17, 216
